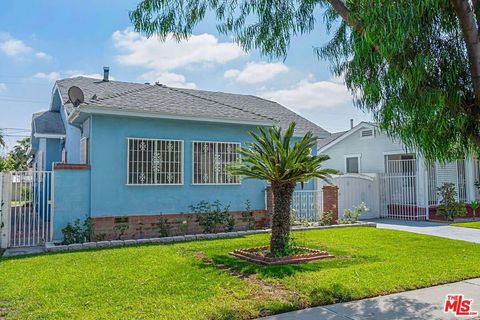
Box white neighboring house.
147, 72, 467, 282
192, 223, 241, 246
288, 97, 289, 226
317, 122, 479, 220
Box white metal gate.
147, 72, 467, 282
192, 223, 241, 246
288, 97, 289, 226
291, 190, 323, 222
379, 159, 427, 220
0, 171, 54, 248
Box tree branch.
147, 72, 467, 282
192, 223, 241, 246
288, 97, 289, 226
325, 0, 364, 33
451, 0, 480, 106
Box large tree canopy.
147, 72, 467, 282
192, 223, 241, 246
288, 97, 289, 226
130, 0, 480, 161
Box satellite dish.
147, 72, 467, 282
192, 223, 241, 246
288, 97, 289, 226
68, 86, 85, 107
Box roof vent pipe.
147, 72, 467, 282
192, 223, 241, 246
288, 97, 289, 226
350, 119, 354, 129
103, 67, 110, 82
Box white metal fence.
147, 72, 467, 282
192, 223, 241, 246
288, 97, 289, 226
291, 190, 323, 222
0, 171, 54, 248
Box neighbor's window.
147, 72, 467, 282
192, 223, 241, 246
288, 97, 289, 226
127, 138, 183, 185
346, 156, 359, 173
192, 141, 240, 184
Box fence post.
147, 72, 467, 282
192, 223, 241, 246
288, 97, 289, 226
322, 185, 339, 223
0, 172, 12, 248
424, 169, 429, 220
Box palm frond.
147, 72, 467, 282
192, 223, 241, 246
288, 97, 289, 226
228, 122, 340, 184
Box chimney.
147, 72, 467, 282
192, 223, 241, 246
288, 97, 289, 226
350, 119, 354, 129
103, 67, 110, 82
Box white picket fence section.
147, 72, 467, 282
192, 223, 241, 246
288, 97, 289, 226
0, 171, 54, 248
291, 190, 323, 222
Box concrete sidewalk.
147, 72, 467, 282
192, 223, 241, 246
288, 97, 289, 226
373, 219, 480, 243
262, 278, 480, 319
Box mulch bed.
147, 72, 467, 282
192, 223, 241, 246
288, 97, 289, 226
230, 246, 334, 265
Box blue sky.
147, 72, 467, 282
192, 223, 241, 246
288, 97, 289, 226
0, 0, 371, 151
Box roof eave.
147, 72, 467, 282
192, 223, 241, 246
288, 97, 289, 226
69, 105, 275, 127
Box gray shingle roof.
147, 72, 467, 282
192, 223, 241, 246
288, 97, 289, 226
32, 111, 65, 135
55, 77, 329, 137
317, 131, 347, 149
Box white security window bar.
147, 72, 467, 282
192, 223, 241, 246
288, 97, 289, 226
192, 141, 241, 184
127, 138, 183, 185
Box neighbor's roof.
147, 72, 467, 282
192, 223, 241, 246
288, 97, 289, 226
55, 77, 329, 137
318, 122, 377, 152
317, 130, 348, 149
32, 111, 65, 136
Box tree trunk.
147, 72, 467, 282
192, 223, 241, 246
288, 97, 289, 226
452, 0, 480, 108
270, 181, 296, 256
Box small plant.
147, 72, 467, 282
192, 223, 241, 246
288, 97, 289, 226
470, 200, 479, 218
61, 216, 92, 245
114, 223, 129, 240
338, 202, 368, 224
190, 200, 234, 233
241, 200, 256, 230
158, 217, 170, 237
437, 183, 467, 221
320, 211, 333, 226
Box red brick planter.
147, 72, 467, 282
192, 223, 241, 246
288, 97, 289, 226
230, 246, 334, 265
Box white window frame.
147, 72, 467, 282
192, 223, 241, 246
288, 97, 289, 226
360, 129, 374, 139
192, 140, 241, 185
344, 154, 361, 174
126, 137, 184, 186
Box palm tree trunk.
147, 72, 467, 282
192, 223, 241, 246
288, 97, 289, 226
270, 181, 296, 255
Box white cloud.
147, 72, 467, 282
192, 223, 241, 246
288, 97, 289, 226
224, 62, 288, 84
33, 72, 61, 81
260, 74, 353, 111
112, 28, 245, 71
35, 52, 52, 60
0, 33, 51, 60
32, 70, 114, 82
0, 38, 32, 56
0, 83, 7, 93
139, 71, 196, 89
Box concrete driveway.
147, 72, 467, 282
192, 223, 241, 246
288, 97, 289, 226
372, 219, 480, 243
262, 278, 480, 320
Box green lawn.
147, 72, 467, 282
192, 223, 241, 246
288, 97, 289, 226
451, 221, 480, 229
1, 227, 480, 319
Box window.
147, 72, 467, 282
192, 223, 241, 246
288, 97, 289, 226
80, 137, 88, 164
127, 138, 183, 185
193, 141, 240, 184
345, 156, 359, 173
360, 129, 374, 138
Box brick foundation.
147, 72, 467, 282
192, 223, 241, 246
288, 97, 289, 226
91, 210, 269, 241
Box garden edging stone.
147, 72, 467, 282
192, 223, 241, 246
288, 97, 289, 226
42, 222, 376, 254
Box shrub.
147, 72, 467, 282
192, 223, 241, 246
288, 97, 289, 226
320, 211, 333, 226
61, 217, 92, 245
338, 202, 368, 224
241, 200, 256, 230
437, 183, 467, 221
470, 200, 479, 218
113, 223, 129, 240
190, 200, 234, 233
158, 217, 170, 237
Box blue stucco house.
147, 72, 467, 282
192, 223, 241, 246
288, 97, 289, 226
30, 68, 329, 241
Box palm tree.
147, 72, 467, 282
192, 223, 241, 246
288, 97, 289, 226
230, 122, 339, 256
